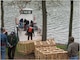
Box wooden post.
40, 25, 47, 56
1, 0, 4, 27
42, 1, 47, 41
68, 0, 74, 46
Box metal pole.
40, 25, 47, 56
16, 25, 19, 41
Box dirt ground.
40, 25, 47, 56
6, 43, 65, 59
6, 52, 35, 59
6, 44, 80, 60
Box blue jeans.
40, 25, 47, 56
1, 46, 6, 60
0, 46, 1, 58
70, 56, 79, 60
19, 22, 23, 28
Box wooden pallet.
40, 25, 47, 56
17, 41, 35, 54
34, 39, 56, 48
35, 47, 69, 59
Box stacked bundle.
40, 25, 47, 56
34, 38, 56, 48
17, 41, 34, 54
34, 39, 68, 59
35, 47, 68, 59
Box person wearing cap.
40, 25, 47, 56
67, 37, 80, 60
7, 31, 18, 59
0, 27, 12, 59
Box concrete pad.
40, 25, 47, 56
18, 30, 41, 41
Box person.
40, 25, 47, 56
27, 25, 34, 40
67, 37, 79, 60
26, 20, 29, 30
0, 27, 12, 59
4, 32, 8, 36
26, 20, 29, 26
30, 20, 34, 27
7, 31, 18, 59
19, 18, 23, 28
24, 19, 27, 31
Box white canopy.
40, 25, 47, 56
22, 7, 33, 11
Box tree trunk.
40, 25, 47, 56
1, 0, 4, 27
68, 0, 74, 45
42, 1, 47, 41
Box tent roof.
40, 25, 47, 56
22, 7, 33, 10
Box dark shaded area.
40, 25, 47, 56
14, 52, 35, 59
6, 52, 35, 59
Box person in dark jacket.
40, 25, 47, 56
27, 25, 34, 40
68, 37, 79, 60
24, 19, 27, 31
30, 20, 34, 27
7, 31, 18, 59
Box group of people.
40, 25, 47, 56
0, 27, 80, 60
19, 18, 33, 30
0, 27, 18, 59
19, 18, 34, 40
